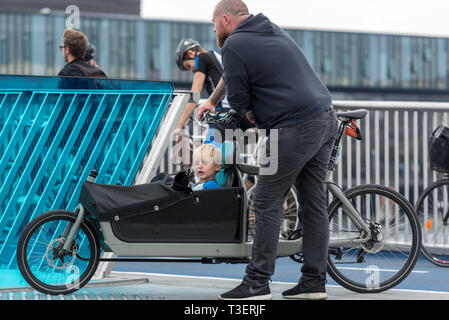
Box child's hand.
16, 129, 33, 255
172, 128, 188, 144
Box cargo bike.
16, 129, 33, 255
16, 108, 421, 295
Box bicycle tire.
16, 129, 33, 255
327, 184, 421, 293
415, 179, 449, 267
17, 210, 101, 295
247, 183, 301, 241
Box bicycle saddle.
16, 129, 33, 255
336, 109, 368, 120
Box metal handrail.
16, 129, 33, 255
198, 98, 449, 112
333, 100, 449, 112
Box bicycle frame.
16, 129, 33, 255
325, 172, 372, 247
325, 118, 372, 248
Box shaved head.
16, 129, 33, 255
213, 0, 250, 48
214, 0, 249, 17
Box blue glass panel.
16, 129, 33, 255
0, 75, 173, 286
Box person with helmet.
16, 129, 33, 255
175, 39, 230, 134
174, 38, 254, 146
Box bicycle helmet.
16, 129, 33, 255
175, 38, 200, 70
84, 42, 96, 62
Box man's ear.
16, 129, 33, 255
223, 13, 231, 26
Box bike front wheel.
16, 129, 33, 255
327, 185, 421, 293
17, 210, 101, 295
415, 179, 449, 267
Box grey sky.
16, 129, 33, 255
141, 0, 449, 38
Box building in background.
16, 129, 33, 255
1, 5, 449, 101
0, 0, 140, 15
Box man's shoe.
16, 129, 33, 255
219, 283, 272, 300
282, 282, 327, 300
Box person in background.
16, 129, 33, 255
175, 38, 231, 133
58, 29, 107, 78
173, 38, 255, 148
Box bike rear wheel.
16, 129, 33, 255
415, 179, 449, 267
17, 210, 101, 295
327, 185, 421, 293
247, 183, 301, 241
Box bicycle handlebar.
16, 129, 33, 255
200, 109, 246, 126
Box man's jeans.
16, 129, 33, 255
243, 108, 338, 287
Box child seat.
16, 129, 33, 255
215, 141, 236, 187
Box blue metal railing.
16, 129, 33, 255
0, 75, 173, 270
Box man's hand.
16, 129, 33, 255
197, 99, 216, 121
246, 111, 256, 123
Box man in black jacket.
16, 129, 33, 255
198, 0, 338, 300
58, 29, 107, 78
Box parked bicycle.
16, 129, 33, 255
16, 108, 421, 295
414, 124, 449, 267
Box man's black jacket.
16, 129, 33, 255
221, 13, 332, 129
58, 59, 107, 78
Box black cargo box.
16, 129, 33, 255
79, 181, 244, 243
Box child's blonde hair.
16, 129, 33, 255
193, 144, 223, 165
